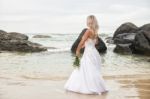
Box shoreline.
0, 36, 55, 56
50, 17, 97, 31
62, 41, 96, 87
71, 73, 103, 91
0, 73, 150, 99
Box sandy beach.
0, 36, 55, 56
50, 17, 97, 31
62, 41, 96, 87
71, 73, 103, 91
0, 73, 150, 99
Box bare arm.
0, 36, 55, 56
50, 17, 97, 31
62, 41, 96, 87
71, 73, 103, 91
76, 30, 91, 57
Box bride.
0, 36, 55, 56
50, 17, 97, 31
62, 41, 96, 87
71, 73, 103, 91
64, 15, 108, 95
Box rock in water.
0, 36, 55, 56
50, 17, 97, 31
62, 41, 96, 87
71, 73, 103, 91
113, 22, 138, 38
139, 23, 150, 32
0, 40, 47, 52
114, 33, 136, 44
71, 28, 87, 53
71, 28, 107, 54
96, 37, 107, 53
8, 32, 28, 40
0, 30, 47, 52
0, 31, 28, 40
114, 44, 133, 54
112, 22, 150, 56
133, 30, 150, 55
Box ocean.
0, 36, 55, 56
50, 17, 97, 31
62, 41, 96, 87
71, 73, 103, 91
0, 33, 149, 80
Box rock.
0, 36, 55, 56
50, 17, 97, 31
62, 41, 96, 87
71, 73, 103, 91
0, 40, 47, 52
0, 30, 7, 34
133, 30, 150, 55
8, 32, 28, 40
148, 59, 150, 62
0, 31, 28, 40
114, 44, 133, 54
0, 29, 47, 52
139, 23, 150, 32
113, 22, 138, 38
143, 30, 150, 42
71, 28, 88, 53
96, 37, 107, 53
33, 35, 51, 38
71, 28, 107, 54
0, 30, 8, 40
112, 23, 150, 56
114, 33, 136, 44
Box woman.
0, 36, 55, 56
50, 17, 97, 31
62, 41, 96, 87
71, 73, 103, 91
64, 15, 108, 95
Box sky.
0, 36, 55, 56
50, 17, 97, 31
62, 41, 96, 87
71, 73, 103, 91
0, 0, 150, 34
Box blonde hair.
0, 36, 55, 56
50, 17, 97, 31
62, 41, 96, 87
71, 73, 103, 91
87, 15, 99, 38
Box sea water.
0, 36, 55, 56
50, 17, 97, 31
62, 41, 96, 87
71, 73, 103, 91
0, 33, 150, 80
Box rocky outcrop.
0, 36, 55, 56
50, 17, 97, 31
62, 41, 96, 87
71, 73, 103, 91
114, 33, 136, 44
33, 35, 51, 38
0, 30, 47, 52
71, 28, 107, 54
113, 22, 138, 39
110, 23, 150, 55
133, 30, 150, 55
114, 44, 133, 54
139, 23, 150, 32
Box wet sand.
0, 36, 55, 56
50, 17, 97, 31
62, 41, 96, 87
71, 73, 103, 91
0, 74, 150, 99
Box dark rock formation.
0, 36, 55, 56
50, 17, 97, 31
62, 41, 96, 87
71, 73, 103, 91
114, 44, 133, 54
113, 22, 138, 39
114, 33, 136, 44
112, 22, 150, 55
96, 37, 107, 53
0, 31, 28, 40
139, 23, 150, 32
0, 30, 47, 52
133, 30, 150, 55
71, 28, 107, 54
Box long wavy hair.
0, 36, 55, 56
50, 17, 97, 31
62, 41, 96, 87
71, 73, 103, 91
87, 15, 99, 38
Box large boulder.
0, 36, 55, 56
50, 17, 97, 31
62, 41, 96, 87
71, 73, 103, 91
96, 37, 107, 53
8, 32, 28, 40
0, 31, 28, 40
114, 43, 133, 54
0, 40, 47, 52
133, 30, 150, 55
0, 30, 7, 34
114, 33, 136, 44
112, 23, 150, 56
71, 28, 107, 54
143, 30, 150, 42
113, 22, 138, 39
0, 30, 47, 52
0, 30, 8, 40
139, 23, 150, 32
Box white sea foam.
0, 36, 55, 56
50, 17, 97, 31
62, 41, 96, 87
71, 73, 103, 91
48, 47, 70, 53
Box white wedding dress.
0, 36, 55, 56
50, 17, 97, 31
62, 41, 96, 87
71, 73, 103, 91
64, 38, 108, 94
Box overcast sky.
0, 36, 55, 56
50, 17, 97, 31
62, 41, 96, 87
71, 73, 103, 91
0, 0, 150, 33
